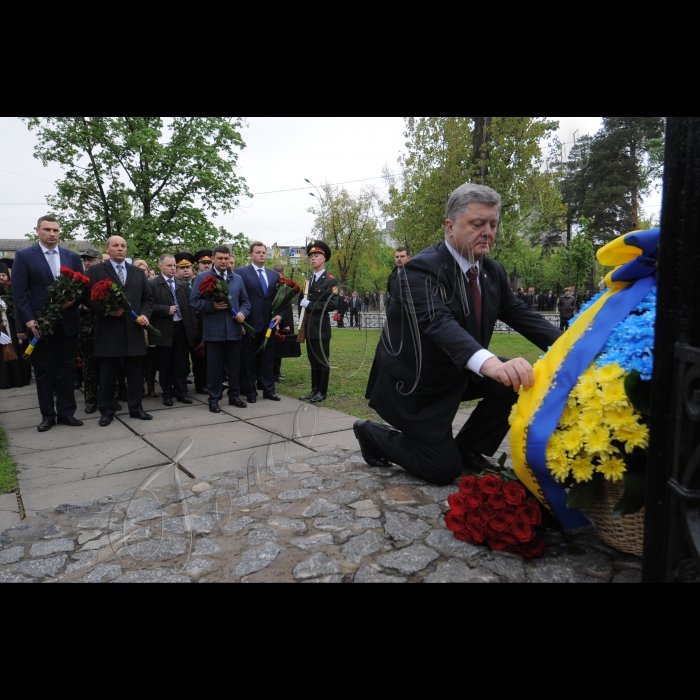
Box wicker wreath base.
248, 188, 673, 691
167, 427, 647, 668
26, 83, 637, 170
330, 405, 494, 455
589, 480, 645, 558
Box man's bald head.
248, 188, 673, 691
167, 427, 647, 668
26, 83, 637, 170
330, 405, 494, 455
106, 236, 128, 264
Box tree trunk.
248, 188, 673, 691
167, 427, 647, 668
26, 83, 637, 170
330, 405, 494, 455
630, 140, 640, 230
472, 117, 493, 181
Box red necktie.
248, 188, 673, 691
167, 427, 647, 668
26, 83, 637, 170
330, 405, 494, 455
467, 267, 482, 334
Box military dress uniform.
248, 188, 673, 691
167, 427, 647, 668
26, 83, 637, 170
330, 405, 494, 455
299, 241, 339, 403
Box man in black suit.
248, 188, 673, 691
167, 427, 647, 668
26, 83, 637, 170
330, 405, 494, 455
357, 184, 562, 486
237, 242, 282, 403
149, 255, 199, 407
12, 216, 85, 432
349, 291, 362, 328
84, 236, 155, 427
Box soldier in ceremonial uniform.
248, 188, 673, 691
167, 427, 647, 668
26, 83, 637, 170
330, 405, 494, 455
175, 252, 196, 290
299, 241, 339, 404
195, 250, 214, 276
78, 249, 103, 414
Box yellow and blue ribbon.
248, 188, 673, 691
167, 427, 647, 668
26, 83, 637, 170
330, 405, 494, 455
510, 229, 659, 529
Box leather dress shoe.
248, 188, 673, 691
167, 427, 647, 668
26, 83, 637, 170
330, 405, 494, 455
85, 404, 97, 415
461, 451, 496, 476
275, 375, 286, 382
230, 399, 248, 409
264, 394, 281, 402
353, 421, 393, 468
163, 398, 174, 407
210, 403, 222, 414
130, 411, 153, 421
177, 396, 194, 405
310, 393, 326, 404
57, 416, 84, 427
38, 419, 56, 433
299, 391, 317, 402
247, 397, 257, 404
99, 415, 114, 427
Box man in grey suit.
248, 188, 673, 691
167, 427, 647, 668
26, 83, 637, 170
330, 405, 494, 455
11, 216, 85, 433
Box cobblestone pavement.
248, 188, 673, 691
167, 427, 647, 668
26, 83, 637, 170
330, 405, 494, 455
0, 447, 642, 584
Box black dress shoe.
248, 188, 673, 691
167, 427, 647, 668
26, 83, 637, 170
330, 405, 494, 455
99, 416, 113, 427
177, 397, 194, 405
299, 391, 317, 401
247, 397, 257, 404
85, 404, 97, 415
264, 394, 282, 402
275, 375, 286, 382
229, 399, 248, 409
130, 411, 153, 421
57, 416, 84, 427
163, 398, 174, 407
210, 403, 222, 414
38, 419, 56, 433
461, 451, 496, 475
353, 421, 393, 468
310, 393, 326, 404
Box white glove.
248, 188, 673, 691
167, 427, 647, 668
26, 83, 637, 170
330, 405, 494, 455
300, 300, 310, 309
0, 299, 6, 312
0, 332, 11, 346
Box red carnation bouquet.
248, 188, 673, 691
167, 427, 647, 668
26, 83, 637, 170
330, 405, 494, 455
257, 277, 300, 354
25, 267, 92, 357
90, 279, 161, 338
198, 274, 256, 338
445, 465, 546, 559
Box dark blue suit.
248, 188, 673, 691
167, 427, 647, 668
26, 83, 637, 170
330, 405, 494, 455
190, 269, 251, 404
237, 265, 281, 399
12, 245, 84, 421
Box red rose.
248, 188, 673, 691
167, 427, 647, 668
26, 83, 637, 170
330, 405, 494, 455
501, 532, 519, 546
455, 530, 474, 544
490, 513, 510, 533
77, 273, 91, 287
198, 276, 218, 295
467, 491, 485, 509
503, 506, 519, 525
60, 267, 74, 277
513, 520, 534, 544
447, 494, 467, 516
460, 476, 478, 495
522, 537, 546, 560
518, 501, 543, 527
466, 509, 485, 526
503, 481, 527, 507
5, 281, 11, 287
479, 474, 503, 496
91, 279, 115, 303
445, 512, 465, 533
488, 492, 506, 510
489, 540, 509, 552
467, 521, 487, 544
506, 545, 526, 557
477, 504, 495, 523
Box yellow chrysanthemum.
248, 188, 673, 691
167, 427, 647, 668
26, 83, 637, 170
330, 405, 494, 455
580, 411, 603, 435
549, 458, 572, 483
586, 427, 616, 456
594, 363, 626, 384
597, 457, 627, 482
562, 427, 585, 455
559, 405, 578, 429
566, 394, 579, 412
605, 407, 639, 431
617, 422, 650, 453
571, 456, 596, 483
602, 380, 630, 409
575, 373, 600, 402
582, 391, 606, 414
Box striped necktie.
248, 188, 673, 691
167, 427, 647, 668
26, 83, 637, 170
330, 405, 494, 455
117, 265, 125, 286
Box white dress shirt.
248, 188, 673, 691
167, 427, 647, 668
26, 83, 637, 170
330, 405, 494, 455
109, 259, 128, 285
444, 241, 495, 376
39, 243, 60, 279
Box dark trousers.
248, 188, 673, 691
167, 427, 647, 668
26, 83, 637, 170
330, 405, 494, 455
79, 324, 98, 405
207, 340, 242, 404
350, 309, 360, 327
157, 323, 190, 400
364, 374, 518, 486
560, 317, 572, 332
98, 356, 144, 417
241, 333, 276, 399
308, 338, 331, 372
190, 345, 207, 390
31, 327, 79, 421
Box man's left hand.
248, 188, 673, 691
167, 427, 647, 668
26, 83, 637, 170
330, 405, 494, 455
62, 299, 76, 310
481, 357, 535, 394
273, 315, 283, 328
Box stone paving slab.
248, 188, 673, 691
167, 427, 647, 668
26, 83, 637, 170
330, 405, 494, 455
0, 394, 52, 414
302, 429, 365, 452
8, 418, 133, 452
132, 406, 239, 437
248, 408, 357, 440
218, 396, 307, 421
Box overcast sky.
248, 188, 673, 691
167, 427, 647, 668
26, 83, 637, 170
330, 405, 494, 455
0, 117, 660, 247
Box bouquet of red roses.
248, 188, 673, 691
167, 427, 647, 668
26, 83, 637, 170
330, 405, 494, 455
91, 279, 161, 338
257, 277, 300, 354
445, 471, 546, 559
25, 267, 92, 357
198, 275, 256, 338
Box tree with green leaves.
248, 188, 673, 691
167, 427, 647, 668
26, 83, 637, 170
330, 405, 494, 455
386, 117, 566, 255
20, 117, 249, 258
560, 117, 665, 245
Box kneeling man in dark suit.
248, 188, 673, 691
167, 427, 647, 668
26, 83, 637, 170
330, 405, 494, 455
358, 184, 562, 486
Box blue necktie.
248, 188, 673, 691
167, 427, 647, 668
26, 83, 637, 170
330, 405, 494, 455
258, 269, 268, 293
169, 279, 182, 322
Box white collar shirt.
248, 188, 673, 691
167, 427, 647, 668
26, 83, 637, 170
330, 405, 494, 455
39, 243, 61, 279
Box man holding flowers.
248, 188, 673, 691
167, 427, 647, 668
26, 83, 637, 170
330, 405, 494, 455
12, 216, 86, 433
190, 246, 252, 413
84, 236, 155, 427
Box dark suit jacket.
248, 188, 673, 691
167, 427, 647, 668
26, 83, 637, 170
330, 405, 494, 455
190, 270, 251, 342
148, 275, 199, 347
366, 242, 561, 445
237, 266, 281, 334
84, 261, 154, 357
298, 272, 339, 341
12, 245, 83, 336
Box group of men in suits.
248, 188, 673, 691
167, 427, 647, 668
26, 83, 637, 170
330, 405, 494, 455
12, 217, 291, 431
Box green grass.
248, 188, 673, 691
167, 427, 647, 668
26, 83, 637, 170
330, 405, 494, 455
275, 330, 543, 421
0, 426, 19, 495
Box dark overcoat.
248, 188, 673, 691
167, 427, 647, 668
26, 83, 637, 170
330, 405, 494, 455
84, 261, 154, 357
12, 245, 83, 336
148, 275, 199, 348
366, 242, 561, 445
